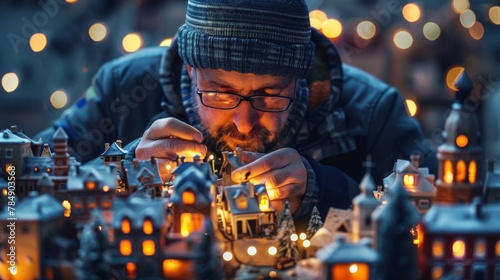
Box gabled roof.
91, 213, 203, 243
20, 157, 54, 178
223, 183, 261, 215
322, 208, 352, 233
384, 159, 435, 196
53, 127, 68, 140
0, 193, 64, 221
122, 158, 162, 187
317, 236, 377, 264
172, 160, 215, 182
0, 129, 32, 144
101, 142, 127, 157
170, 166, 212, 206
67, 165, 116, 191
112, 196, 166, 230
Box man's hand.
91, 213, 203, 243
136, 118, 207, 180
231, 148, 307, 214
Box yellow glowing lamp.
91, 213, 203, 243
443, 160, 454, 183
332, 263, 370, 280
456, 135, 468, 147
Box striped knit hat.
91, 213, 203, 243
177, 0, 315, 79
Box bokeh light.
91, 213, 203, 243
446, 66, 464, 91
222, 251, 233, 261
469, 21, 484, 40
406, 99, 418, 117
29, 33, 47, 52
393, 30, 413, 50
489, 6, 500, 25
50, 90, 69, 109
247, 246, 257, 256
322, 19, 342, 39
268, 246, 277, 255
89, 23, 108, 42
122, 33, 143, 53
423, 22, 441, 41
459, 10, 476, 28
402, 3, 421, 23
452, 0, 469, 14
2, 73, 19, 93
357, 21, 376, 40
159, 38, 173, 47
309, 10, 328, 24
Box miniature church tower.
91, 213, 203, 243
435, 70, 483, 204
52, 127, 70, 176
352, 157, 380, 242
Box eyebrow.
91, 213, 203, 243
202, 78, 291, 92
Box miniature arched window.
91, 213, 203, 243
121, 217, 131, 234
452, 239, 466, 259
182, 189, 195, 205
101, 196, 111, 209
432, 239, 444, 258
143, 218, 153, 235
468, 161, 477, 183
142, 240, 155, 256
444, 160, 453, 183
259, 195, 269, 211
126, 262, 136, 278
119, 239, 132, 255
456, 160, 466, 183
236, 196, 248, 210
474, 239, 486, 258
403, 174, 415, 188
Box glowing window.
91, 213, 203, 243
180, 213, 203, 237
432, 266, 443, 280
236, 196, 248, 209
468, 161, 477, 183
126, 262, 136, 277
475, 239, 486, 258
403, 174, 415, 187
452, 240, 466, 258
120, 240, 132, 255
182, 189, 195, 204
121, 218, 131, 234
88, 197, 97, 209
142, 240, 155, 256
163, 259, 192, 278
86, 181, 96, 190
496, 241, 500, 256
332, 263, 369, 279
456, 160, 466, 183
432, 240, 444, 258
456, 135, 468, 147
143, 218, 153, 235
259, 195, 269, 211
444, 160, 453, 183
62, 200, 71, 218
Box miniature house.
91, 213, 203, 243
352, 162, 380, 242
322, 207, 352, 238
101, 140, 127, 173
435, 71, 483, 204
483, 159, 500, 204
0, 128, 33, 179
18, 156, 55, 197
121, 157, 162, 196
317, 235, 378, 280
419, 198, 500, 280
384, 156, 436, 214
220, 148, 244, 186
9, 125, 43, 157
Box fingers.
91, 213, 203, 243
232, 148, 294, 181
239, 150, 265, 164
145, 118, 203, 142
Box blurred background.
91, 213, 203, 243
1, 0, 499, 158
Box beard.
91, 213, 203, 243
200, 122, 287, 154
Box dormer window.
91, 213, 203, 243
85, 181, 97, 190
182, 189, 195, 205
236, 196, 248, 210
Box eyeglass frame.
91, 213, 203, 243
193, 70, 296, 113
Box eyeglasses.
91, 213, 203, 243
193, 72, 296, 113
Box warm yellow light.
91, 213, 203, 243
432, 240, 443, 257
2, 189, 7, 196
30, 33, 47, 52
122, 33, 142, 53
120, 240, 132, 255
446, 66, 464, 91
423, 22, 441, 41
143, 219, 153, 234
121, 218, 131, 234
126, 262, 136, 277
62, 200, 71, 218
299, 233, 307, 240
86, 181, 96, 190
402, 3, 421, 22
180, 213, 203, 237
456, 160, 466, 183
468, 160, 477, 183
290, 233, 298, 241
160, 38, 173, 47
496, 241, 500, 256
223, 251, 233, 261
143, 240, 155, 256
490, 6, 500, 25
469, 21, 484, 40
302, 240, 311, 248
444, 160, 454, 183
460, 10, 476, 28
310, 18, 323, 30
405, 99, 417, 116
66, 0, 78, 3
452, 240, 465, 258
89, 23, 107, 42
393, 30, 413, 50
322, 19, 342, 39
456, 135, 468, 147
236, 196, 248, 209
309, 10, 328, 25
349, 264, 358, 274
247, 246, 257, 256
452, 0, 469, 14
403, 174, 415, 187
50, 90, 68, 109
432, 266, 443, 279
269, 271, 278, 278
357, 21, 376, 40
182, 190, 195, 204
103, 185, 110, 192
268, 246, 277, 255
166, 164, 171, 171
2, 72, 19, 93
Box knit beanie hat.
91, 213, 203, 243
177, 0, 315, 79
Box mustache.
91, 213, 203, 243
201, 123, 273, 153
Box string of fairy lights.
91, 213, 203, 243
1, 0, 499, 117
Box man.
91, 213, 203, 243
35, 0, 437, 223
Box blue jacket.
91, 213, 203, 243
35, 31, 437, 222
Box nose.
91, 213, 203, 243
232, 101, 259, 134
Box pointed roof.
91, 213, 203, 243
101, 142, 127, 156
41, 144, 52, 157
0, 193, 64, 221
53, 127, 68, 140
0, 129, 32, 144
321, 208, 352, 234
354, 157, 380, 206
170, 165, 213, 207
122, 158, 162, 187
112, 196, 166, 230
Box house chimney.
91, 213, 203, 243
116, 140, 122, 148
10, 125, 18, 133
235, 147, 243, 166
410, 155, 420, 168
104, 143, 110, 151
248, 182, 254, 198
150, 156, 156, 164
133, 158, 139, 168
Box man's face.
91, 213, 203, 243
189, 67, 295, 153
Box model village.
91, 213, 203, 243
0, 71, 499, 280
